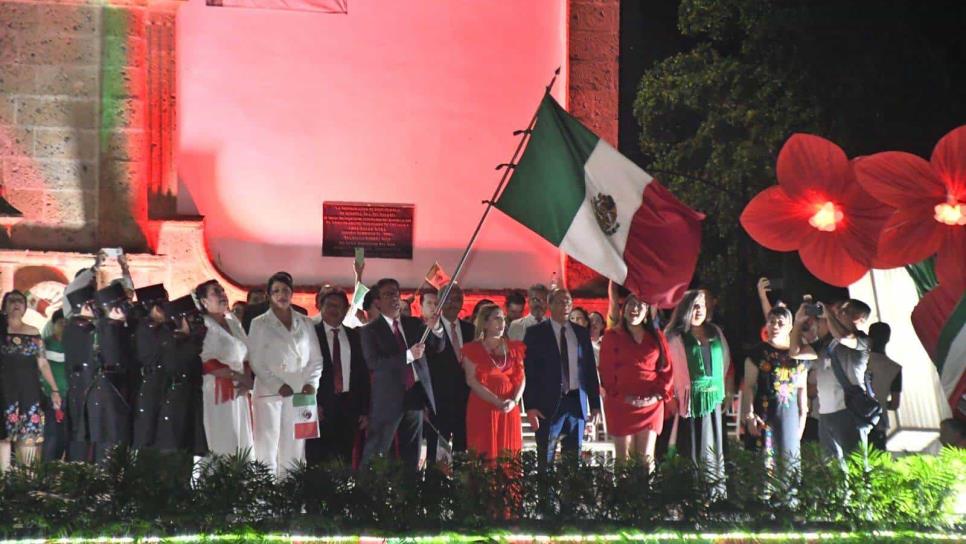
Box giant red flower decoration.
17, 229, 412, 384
740, 134, 891, 286
854, 125, 966, 297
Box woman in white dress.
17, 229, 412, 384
195, 280, 254, 458
247, 272, 323, 477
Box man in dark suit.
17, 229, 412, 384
359, 278, 443, 472
306, 290, 370, 466
523, 288, 601, 467
424, 282, 474, 464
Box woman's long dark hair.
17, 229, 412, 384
569, 306, 590, 325
0, 290, 27, 338
619, 293, 669, 371
619, 297, 654, 334
2, 290, 26, 316
194, 280, 221, 314
664, 289, 706, 339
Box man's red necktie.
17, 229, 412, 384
331, 328, 343, 394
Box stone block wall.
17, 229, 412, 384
0, 0, 617, 306
0, 0, 178, 252
1, 1, 102, 247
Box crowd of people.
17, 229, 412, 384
0, 251, 903, 484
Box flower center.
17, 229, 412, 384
934, 199, 966, 226
808, 201, 843, 232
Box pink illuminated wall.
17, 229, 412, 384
177, 0, 568, 288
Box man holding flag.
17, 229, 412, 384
350, 76, 705, 470
425, 281, 474, 464
490, 89, 702, 464
359, 278, 445, 472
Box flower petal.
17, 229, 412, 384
875, 205, 946, 269
853, 151, 945, 208
777, 134, 855, 203
935, 228, 965, 298
740, 186, 813, 252
931, 124, 966, 201
839, 200, 892, 267
798, 229, 870, 287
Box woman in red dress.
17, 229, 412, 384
599, 293, 673, 468
462, 303, 526, 461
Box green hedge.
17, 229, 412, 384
0, 444, 962, 538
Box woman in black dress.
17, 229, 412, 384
0, 290, 62, 469
741, 306, 807, 476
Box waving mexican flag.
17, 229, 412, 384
495, 95, 704, 308
913, 283, 966, 421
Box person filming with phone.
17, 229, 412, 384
789, 297, 875, 466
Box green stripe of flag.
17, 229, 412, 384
495, 95, 599, 245
936, 292, 966, 374
905, 258, 938, 298
292, 393, 315, 407
351, 282, 369, 307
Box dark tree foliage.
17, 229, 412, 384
633, 0, 966, 344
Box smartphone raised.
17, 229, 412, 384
804, 303, 824, 318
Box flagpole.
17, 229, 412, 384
418, 67, 561, 343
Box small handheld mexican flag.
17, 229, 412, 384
292, 393, 320, 440
495, 95, 704, 308
342, 281, 370, 328
424, 261, 451, 290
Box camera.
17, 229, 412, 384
804, 302, 824, 318
95, 283, 131, 318
165, 295, 202, 326
66, 285, 96, 316
135, 284, 168, 307
134, 283, 169, 315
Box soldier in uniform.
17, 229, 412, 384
62, 285, 98, 462
132, 284, 169, 449
153, 295, 207, 454
88, 283, 135, 461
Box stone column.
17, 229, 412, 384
566, 0, 620, 294
145, 2, 178, 219
98, 0, 182, 248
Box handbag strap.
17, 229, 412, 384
827, 340, 854, 391
828, 339, 874, 395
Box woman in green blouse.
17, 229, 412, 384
666, 289, 732, 494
